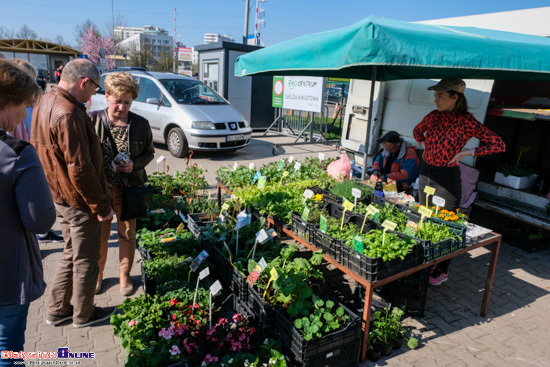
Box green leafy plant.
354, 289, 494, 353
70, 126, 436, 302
330, 179, 373, 203
293, 296, 349, 341
497, 163, 536, 177
415, 220, 458, 243
370, 307, 418, 349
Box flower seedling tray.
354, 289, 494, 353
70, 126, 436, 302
291, 211, 315, 244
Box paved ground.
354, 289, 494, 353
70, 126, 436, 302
25, 133, 550, 366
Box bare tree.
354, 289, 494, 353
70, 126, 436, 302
0, 25, 15, 39
16, 24, 38, 40
125, 42, 154, 69
74, 19, 99, 48
54, 35, 66, 46
153, 45, 173, 72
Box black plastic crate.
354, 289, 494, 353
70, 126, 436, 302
291, 211, 315, 244
371, 193, 420, 215
340, 239, 418, 282
416, 218, 467, 263
187, 213, 216, 238
205, 242, 249, 304
379, 269, 430, 316
309, 185, 341, 205
274, 300, 361, 365
247, 284, 277, 331
312, 227, 343, 262
137, 243, 152, 261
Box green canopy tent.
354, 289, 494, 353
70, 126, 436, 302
235, 16, 550, 179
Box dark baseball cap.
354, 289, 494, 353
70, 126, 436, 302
377, 131, 400, 144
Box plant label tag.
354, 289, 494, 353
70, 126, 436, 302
301, 207, 310, 221
190, 250, 209, 272
258, 176, 267, 189
277, 159, 285, 171
424, 186, 436, 196
303, 189, 314, 199
259, 257, 267, 270
267, 228, 277, 238
288, 156, 295, 163
179, 212, 187, 223
252, 170, 261, 183
256, 229, 269, 244
236, 212, 251, 230
161, 235, 176, 243
343, 199, 355, 212
282, 171, 289, 177
353, 235, 364, 252
176, 222, 184, 235
405, 220, 418, 236
318, 153, 325, 161
199, 267, 210, 280
294, 162, 302, 171
248, 162, 255, 170
320, 215, 327, 233
210, 280, 222, 296
366, 204, 379, 217
233, 162, 238, 171
156, 155, 165, 163
418, 205, 433, 218
269, 268, 279, 281
352, 188, 362, 198
176, 257, 193, 268
221, 203, 230, 212
233, 202, 242, 212
432, 196, 445, 215
248, 265, 262, 285
382, 220, 398, 231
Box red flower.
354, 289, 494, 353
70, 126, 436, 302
170, 297, 178, 306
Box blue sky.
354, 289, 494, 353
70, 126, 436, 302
0, 0, 547, 48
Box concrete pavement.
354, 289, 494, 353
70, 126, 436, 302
24, 133, 550, 366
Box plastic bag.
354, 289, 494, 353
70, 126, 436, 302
327, 152, 351, 181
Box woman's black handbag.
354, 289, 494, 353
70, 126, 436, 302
120, 185, 153, 221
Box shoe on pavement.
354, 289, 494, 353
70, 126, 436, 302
120, 284, 134, 297
429, 272, 449, 286
72, 306, 116, 328
46, 307, 73, 326
37, 231, 64, 243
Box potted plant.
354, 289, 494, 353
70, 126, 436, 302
370, 307, 418, 357
494, 163, 538, 190
366, 330, 383, 362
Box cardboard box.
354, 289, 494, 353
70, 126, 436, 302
494, 172, 538, 190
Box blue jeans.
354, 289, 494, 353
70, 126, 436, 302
0, 303, 29, 366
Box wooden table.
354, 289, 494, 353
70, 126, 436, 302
216, 182, 502, 362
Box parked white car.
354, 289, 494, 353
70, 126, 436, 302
90, 69, 252, 157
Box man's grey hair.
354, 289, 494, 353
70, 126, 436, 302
61, 59, 100, 83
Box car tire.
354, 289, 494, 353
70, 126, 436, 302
167, 127, 189, 158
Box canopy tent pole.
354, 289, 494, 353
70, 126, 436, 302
361, 66, 377, 181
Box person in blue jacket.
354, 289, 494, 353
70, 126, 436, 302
369, 131, 420, 192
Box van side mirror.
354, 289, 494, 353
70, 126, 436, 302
146, 97, 160, 105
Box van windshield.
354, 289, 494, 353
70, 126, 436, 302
160, 79, 227, 105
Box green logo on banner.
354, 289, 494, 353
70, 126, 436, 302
272, 76, 284, 108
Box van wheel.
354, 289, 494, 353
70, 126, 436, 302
167, 127, 188, 158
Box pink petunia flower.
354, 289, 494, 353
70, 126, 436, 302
204, 354, 219, 363
169, 345, 181, 355
128, 320, 137, 327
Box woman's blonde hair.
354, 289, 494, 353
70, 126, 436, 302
0, 59, 41, 109
11, 58, 38, 79
104, 72, 139, 100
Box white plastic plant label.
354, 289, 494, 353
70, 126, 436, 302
259, 257, 267, 270
303, 189, 314, 199
199, 267, 210, 280
156, 155, 165, 163
256, 229, 269, 244
432, 196, 446, 208
294, 162, 302, 170
352, 188, 362, 198
233, 162, 238, 171
249, 162, 255, 170
288, 156, 295, 163
210, 280, 222, 296
318, 153, 325, 161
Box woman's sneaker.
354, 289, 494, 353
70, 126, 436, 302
429, 272, 449, 286
72, 306, 116, 328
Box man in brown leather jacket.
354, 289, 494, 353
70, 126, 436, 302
31, 58, 116, 328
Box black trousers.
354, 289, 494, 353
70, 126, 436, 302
418, 162, 462, 273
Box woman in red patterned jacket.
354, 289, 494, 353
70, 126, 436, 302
413, 77, 505, 286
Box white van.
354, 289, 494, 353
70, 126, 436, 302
90, 69, 253, 157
